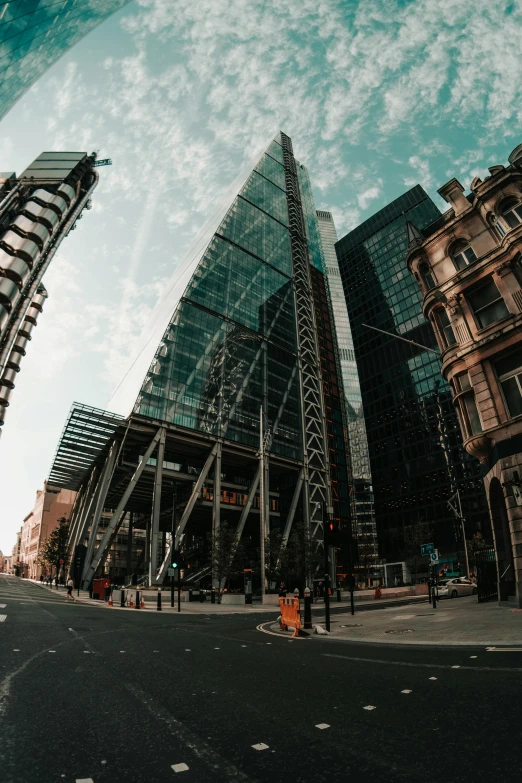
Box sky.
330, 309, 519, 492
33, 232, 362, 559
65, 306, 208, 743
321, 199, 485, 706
0, 0, 521, 552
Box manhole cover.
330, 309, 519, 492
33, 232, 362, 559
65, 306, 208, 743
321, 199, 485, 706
340, 624, 363, 628
385, 629, 414, 634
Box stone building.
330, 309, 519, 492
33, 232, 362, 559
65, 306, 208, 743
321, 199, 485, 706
406, 143, 522, 606
20, 484, 76, 580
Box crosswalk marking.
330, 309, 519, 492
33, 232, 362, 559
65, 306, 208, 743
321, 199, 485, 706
0, 603, 6, 608
0, 615, 7, 622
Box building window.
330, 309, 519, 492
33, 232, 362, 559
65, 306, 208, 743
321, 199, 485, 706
454, 372, 482, 436
451, 239, 477, 271
434, 307, 457, 347
499, 197, 522, 230
495, 348, 522, 419
466, 278, 510, 329
419, 261, 436, 291
489, 214, 506, 239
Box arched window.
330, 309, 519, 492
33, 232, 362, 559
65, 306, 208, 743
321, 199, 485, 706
488, 213, 506, 239
451, 239, 477, 271
499, 197, 522, 229
419, 261, 436, 291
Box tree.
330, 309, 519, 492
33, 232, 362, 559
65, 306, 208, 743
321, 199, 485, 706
210, 520, 246, 591
280, 520, 322, 592
264, 528, 288, 592
403, 519, 434, 585
38, 517, 70, 579
466, 532, 486, 574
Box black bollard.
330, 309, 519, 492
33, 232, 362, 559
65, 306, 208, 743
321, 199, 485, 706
121, 589, 126, 608
303, 587, 312, 630
135, 589, 140, 609
211, 589, 216, 604
157, 588, 162, 611
336, 585, 341, 602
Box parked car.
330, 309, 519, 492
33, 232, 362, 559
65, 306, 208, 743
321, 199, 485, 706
436, 577, 477, 599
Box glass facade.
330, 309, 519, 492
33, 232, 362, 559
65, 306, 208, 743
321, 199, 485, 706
336, 186, 490, 564
316, 209, 378, 569
135, 135, 303, 461
0, 0, 129, 121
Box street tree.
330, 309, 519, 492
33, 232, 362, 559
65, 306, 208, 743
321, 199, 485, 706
38, 516, 70, 579
403, 519, 434, 584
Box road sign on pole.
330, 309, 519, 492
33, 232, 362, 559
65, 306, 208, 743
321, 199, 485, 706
167, 567, 176, 577
420, 543, 434, 556
430, 550, 439, 565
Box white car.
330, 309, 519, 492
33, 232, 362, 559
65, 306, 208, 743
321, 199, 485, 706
436, 577, 478, 599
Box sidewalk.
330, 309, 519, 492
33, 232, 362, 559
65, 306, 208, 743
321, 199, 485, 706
283, 596, 522, 646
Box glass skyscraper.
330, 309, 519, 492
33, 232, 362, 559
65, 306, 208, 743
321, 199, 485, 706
335, 186, 490, 568
316, 209, 378, 575
0, 0, 130, 121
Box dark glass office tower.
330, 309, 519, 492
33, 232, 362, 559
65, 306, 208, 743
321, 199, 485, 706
0, 0, 130, 121
335, 186, 490, 569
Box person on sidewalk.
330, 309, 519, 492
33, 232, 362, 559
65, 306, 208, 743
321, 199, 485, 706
65, 576, 77, 603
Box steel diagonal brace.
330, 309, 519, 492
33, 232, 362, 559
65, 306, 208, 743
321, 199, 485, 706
155, 442, 218, 583
81, 429, 162, 589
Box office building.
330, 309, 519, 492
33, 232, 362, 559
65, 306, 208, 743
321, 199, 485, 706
46, 132, 353, 594
316, 209, 379, 581
336, 186, 490, 576
407, 144, 522, 606
0, 151, 99, 436
0, 0, 130, 121
20, 483, 76, 579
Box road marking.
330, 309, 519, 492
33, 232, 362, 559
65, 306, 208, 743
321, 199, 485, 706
315, 723, 330, 729
83, 651, 91, 654
0, 615, 6, 622
171, 763, 189, 772
49, 650, 56, 654
451, 665, 460, 669
214, 647, 220, 650
322, 653, 522, 672
125, 682, 253, 781
120, 651, 125, 653
429, 677, 437, 680
252, 743, 269, 750
392, 615, 415, 620
363, 705, 376, 711
486, 647, 522, 652
241, 645, 247, 648
470, 656, 477, 659
0, 603, 6, 608
76, 779, 94, 782
13, 649, 19, 652
185, 649, 191, 652
401, 689, 412, 693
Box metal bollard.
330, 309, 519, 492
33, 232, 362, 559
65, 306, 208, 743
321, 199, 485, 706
157, 588, 162, 611
336, 585, 341, 602
303, 586, 312, 630
135, 589, 140, 609
121, 589, 126, 608
211, 589, 216, 604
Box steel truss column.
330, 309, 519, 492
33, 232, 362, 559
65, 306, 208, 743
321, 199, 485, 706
280, 132, 331, 547
67, 475, 92, 556
281, 468, 304, 547
212, 442, 222, 590
82, 429, 162, 589
81, 441, 119, 584
71, 465, 101, 554
149, 427, 166, 585
235, 468, 260, 543
156, 442, 218, 582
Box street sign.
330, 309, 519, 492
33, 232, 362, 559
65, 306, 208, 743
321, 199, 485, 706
420, 543, 434, 556
430, 550, 439, 565
167, 567, 176, 577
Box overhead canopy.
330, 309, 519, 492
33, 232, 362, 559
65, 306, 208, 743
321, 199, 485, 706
47, 403, 124, 491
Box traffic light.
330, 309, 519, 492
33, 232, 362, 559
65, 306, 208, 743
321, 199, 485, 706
171, 550, 181, 569
324, 521, 340, 547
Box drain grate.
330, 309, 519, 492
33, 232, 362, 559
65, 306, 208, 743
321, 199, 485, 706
385, 629, 414, 634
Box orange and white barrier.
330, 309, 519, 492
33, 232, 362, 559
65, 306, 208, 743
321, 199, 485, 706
279, 596, 301, 637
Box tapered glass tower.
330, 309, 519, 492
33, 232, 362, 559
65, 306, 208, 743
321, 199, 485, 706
61, 132, 354, 591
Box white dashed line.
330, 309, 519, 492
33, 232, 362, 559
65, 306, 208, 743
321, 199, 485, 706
120, 651, 125, 653
76, 779, 94, 782
185, 649, 191, 652
241, 645, 247, 648
49, 650, 56, 654
401, 689, 412, 694
83, 651, 91, 654
470, 656, 477, 659
363, 705, 376, 711
13, 649, 19, 652
214, 647, 220, 650
252, 743, 269, 751
451, 665, 460, 669
315, 723, 330, 729
171, 763, 189, 773
429, 677, 437, 680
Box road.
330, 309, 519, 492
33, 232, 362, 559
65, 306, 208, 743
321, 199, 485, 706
0, 574, 521, 783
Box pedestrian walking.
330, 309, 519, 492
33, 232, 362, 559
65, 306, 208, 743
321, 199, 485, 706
65, 576, 77, 603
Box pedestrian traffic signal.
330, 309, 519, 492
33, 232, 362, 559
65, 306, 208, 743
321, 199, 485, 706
171, 549, 181, 569
324, 521, 340, 546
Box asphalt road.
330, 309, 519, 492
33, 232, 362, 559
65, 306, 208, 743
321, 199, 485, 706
1, 574, 521, 783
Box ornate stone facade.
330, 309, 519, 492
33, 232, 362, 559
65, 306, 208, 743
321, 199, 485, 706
406, 144, 522, 607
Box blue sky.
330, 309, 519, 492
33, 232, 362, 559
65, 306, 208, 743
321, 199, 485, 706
1, 0, 521, 552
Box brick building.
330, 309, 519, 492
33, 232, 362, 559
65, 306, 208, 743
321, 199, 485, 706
407, 143, 522, 606
20, 484, 76, 579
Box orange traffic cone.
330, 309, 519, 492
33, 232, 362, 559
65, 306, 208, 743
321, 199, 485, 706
108, 592, 113, 607
140, 595, 145, 609
128, 592, 135, 608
